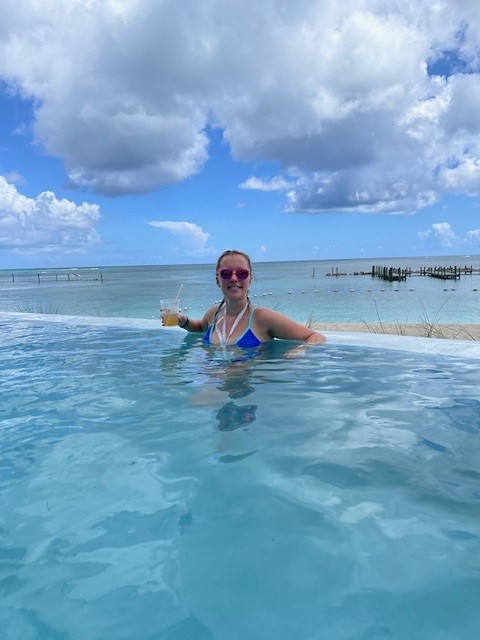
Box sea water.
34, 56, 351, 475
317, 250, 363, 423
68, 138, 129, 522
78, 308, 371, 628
1, 315, 479, 639
0, 254, 479, 324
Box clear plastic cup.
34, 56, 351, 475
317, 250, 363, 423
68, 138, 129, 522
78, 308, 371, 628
160, 299, 179, 326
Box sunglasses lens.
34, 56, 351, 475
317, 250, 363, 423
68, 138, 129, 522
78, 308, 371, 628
219, 269, 250, 280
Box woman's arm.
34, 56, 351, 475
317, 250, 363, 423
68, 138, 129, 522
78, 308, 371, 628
255, 307, 326, 344
177, 306, 217, 333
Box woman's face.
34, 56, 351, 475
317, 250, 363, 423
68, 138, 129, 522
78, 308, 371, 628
217, 253, 252, 301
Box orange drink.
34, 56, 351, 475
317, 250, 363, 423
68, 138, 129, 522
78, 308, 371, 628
163, 312, 178, 326
160, 299, 179, 326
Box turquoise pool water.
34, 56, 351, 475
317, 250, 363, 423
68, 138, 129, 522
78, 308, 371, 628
1, 316, 480, 639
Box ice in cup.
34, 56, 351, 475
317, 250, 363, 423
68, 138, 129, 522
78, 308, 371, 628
160, 299, 179, 326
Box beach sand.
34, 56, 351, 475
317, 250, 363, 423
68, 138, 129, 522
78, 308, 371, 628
314, 323, 480, 341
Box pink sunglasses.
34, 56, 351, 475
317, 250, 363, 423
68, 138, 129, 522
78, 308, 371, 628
218, 268, 250, 280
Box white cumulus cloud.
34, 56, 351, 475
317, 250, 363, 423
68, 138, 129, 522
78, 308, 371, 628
466, 228, 480, 242
417, 221, 480, 248
431, 222, 458, 246
147, 220, 215, 256
239, 176, 293, 192
439, 156, 480, 196
1, 0, 480, 213
0, 175, 101, 254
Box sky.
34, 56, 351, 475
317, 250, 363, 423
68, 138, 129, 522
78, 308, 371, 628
1, 0, 480, 269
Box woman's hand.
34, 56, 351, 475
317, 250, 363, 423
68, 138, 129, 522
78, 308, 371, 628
177, 314, 189, 328
305, 331, 326, 344
160, 307, 184, 327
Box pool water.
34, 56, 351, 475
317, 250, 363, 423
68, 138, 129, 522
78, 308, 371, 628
1, 317, 480, 639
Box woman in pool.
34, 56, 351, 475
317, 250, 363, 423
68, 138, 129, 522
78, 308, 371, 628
165, 249, 326, 346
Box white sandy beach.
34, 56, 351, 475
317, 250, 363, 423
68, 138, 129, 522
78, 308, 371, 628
314, 322, 480, 341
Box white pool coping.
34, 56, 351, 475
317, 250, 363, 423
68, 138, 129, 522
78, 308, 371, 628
2, 312, 480, 360
323, 330, 480, 359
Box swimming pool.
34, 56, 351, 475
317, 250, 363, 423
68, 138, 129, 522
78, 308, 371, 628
1, 314, 480, 640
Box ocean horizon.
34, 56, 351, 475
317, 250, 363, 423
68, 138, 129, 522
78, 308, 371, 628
1, 253, 479, 325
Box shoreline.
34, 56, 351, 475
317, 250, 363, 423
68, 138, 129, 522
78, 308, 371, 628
314, 322, 480, 341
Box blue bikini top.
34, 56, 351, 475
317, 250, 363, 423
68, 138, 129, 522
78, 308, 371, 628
203, 306, 263, 348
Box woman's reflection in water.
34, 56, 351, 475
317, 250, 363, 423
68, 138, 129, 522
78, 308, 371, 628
188, 346, 260, 462
164, 336, 306, 462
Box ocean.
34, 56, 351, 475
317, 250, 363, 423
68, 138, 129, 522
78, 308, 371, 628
1, 254, 479, 325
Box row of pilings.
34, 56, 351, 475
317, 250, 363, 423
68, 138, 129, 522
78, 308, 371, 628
371, 266, 409, 281
8, 272, 104, 283
370, 265, 480, 281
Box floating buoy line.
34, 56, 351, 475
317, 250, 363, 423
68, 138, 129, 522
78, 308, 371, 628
173, 285, 479, 313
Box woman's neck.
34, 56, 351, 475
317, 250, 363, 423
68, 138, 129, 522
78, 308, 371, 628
224, 299, 249, 316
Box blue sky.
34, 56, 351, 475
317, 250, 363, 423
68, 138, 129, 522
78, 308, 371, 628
1, 0, 480, 269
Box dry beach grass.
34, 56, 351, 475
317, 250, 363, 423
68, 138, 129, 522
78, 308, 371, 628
314, 322, 480, 341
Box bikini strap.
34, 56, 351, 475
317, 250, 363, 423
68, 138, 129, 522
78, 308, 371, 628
211, 304, 223, 331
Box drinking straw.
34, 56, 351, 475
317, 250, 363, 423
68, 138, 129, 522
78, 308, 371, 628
173, 283, 183, 307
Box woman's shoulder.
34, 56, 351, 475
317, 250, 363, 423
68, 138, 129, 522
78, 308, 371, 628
203, 303, 222, 323
252, 305, 279, 321
253, 306, 305, 332
250, 305, 283, 330
206, 303, 222, 313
